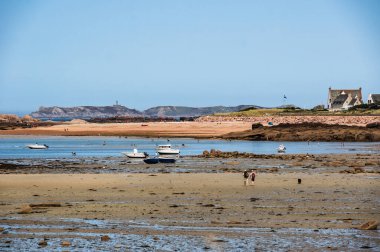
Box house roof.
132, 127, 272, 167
329, 88, 362, 100
331, 94, 348, 109
370, 94, 380, 103
348, 98, 357, 106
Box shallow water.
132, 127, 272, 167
1, 217, 379, 251
0, 136, 379, 159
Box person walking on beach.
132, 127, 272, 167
243, 170, 250, 186
248, 170, 257, 186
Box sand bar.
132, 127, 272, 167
0, 121, 252, 138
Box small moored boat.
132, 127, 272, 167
277, 144, 286, 153
143, 156, 177, 164
143, 157, 160, 164
122, 149, 148, 158
26, 144, 49, 149
156, 144, 180, 155
158, 157, 176, 163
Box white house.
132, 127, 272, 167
327, 87, 363, 111
367, 94, 380, 104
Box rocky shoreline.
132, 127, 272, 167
197, 115, 380, 126
222, 122, 380, 142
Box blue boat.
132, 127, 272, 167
158, 157, 176, 163
143, 157, 176, 164
143, 158, 159, 164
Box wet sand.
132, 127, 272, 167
1, 172, 379, 229
1, 155, 379, 250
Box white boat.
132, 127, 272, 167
122, 149, 148, 158
156, 144, 180, 155
277, 144, 286, 153
26, 144, 49, 149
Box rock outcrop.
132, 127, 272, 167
222, 122, 380, 142
0, 114, 38, 123
197, 115, 380, 127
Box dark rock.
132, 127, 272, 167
251, 123, 263, 129
202, 204, 215, 207
366, 122, 380, 128
30, 203, 62, 207
353, 167, 365, 173
101, 235, 111, 241
38, 240, 48, 247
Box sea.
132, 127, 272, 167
0, 136, 379, 159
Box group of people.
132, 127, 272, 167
243, 169, 257, 186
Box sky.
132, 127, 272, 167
0, 0, 379, 114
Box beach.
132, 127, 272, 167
1, 172, 379, 229
1, 154, 379, 250
1, 118, 379, 142
0, 121, 252, 138
1, 117, 379, 250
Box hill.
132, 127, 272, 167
143, 105, 260, 117
30, 105, 262, 119
31, 105, 142, 119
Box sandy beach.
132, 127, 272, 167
0, 121, 252, 138
1, 172, 379, 229
1, 154, 379, 250
1, 120, 379, 250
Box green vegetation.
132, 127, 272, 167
213, 106, 380, 117
215, 108, 288, 117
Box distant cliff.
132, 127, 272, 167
143, 105, 260, 117
30, 105, 261, 119
31, 105, 142, 119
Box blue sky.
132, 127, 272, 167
0, 0, 379, 114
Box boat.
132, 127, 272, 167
156, 144, 180, 155
122, 149, 148, 158
143, 157, 160, 164
26, 144, 49, 149
158, 156, 176, 163
277, 144, 286, 153
143, 156, 177, 164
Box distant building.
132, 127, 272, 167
367, 93, 380, 104
327, 87, 363, 111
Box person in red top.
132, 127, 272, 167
248, 170, 257, 185
244, 169, 257, 186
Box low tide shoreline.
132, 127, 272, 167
0, 154, 379, 250
1, 154, 380, 174
0, 121, 380, 141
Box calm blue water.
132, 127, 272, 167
0, 136, 379, 159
